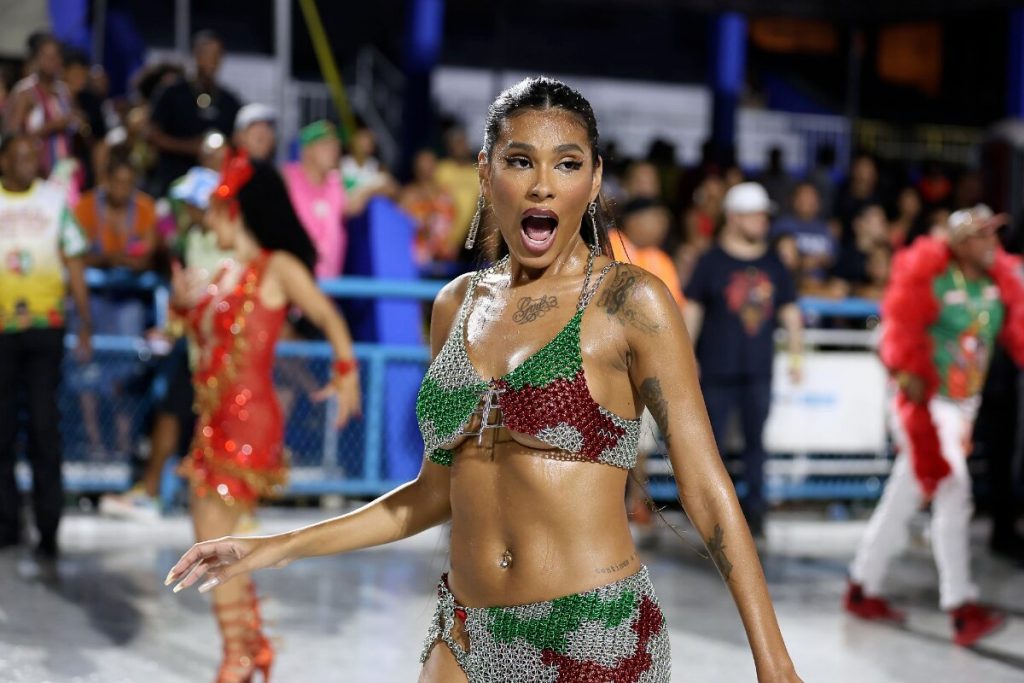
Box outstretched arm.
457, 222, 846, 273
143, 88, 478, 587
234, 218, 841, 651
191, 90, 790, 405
269, 252, 361, 426
166, 273, 473, 593
165, 459, 453, 592
614, 266, 799, 682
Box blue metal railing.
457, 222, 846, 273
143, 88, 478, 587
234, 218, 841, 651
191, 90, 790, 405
26, 270, 887, 503
82, 268, 883, 314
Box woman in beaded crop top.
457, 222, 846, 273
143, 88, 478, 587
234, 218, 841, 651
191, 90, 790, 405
169, 79, 803, 683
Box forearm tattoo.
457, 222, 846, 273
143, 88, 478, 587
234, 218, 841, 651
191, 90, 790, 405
596, 269, 661, 334
512, 295, 558, 324
639, 377, 672, 449
706, 524, 734, 582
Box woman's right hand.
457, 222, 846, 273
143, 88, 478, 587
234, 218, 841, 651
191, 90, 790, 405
165, 534, 293, 593
170, 260, 207, 311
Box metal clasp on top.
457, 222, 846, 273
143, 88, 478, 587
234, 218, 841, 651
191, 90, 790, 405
459, 385, 506, 445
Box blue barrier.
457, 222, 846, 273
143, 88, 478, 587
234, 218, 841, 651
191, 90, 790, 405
24, 270, 887, 504
82, 268, 883, 316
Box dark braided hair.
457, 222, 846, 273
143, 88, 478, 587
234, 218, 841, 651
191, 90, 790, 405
478, 77, 613, 262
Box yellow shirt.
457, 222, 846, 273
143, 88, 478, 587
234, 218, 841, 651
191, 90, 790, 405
0, 180, 87, 331
608, 229, 686, 310
435, 159, 479, 251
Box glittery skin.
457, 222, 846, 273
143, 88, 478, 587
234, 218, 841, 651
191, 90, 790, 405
421, 566, 671, 682
179, 251, 288, 505
416, 255, 641, 468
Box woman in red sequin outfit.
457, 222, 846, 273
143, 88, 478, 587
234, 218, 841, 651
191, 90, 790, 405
171, 153, 361, 683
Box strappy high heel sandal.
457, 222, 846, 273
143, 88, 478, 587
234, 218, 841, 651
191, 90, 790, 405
212, 585, 274, 683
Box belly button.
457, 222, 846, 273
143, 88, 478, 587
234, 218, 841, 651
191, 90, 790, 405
498, 549, 513, 569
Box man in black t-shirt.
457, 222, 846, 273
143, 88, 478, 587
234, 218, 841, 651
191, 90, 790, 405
684, 182, 804, 537
148, 30, 241, 194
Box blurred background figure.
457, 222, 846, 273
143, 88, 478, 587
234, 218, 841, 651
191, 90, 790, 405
832, 203, 889, 296
434, 124, 480, 256
147, 30, 240, 195
400, 147, 456, 271
72, 148, 156, 459
834, 153, 881, 247
341, 122, 396, 196
4, 32, 76, 179
233, 103, 276, 162
757, 146, 794, 206
283, 119, 347, 279
846, 206, 1024, 647
772, 182, 840, 296
0, 134, 91, 559
684, 182, 803, 537
887, 186, 922, 249
63, 48, 107, 190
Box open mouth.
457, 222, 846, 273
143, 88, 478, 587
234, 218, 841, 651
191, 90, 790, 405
520, 210, 559, 255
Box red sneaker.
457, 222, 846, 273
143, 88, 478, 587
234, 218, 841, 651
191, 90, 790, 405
951, 603, 1006, 647
843, 582, 906, 623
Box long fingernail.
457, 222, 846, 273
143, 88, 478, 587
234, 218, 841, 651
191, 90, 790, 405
164, 570, 176, 586
172, 582, 186, 594
197, 577, 220, 593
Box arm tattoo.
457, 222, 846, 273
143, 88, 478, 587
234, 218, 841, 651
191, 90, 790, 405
596, 269, 661, 334
512, 295, 558, 324
706, 524, 734, 582
639, 377, 672, 449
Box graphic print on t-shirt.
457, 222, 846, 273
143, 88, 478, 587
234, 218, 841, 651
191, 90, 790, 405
944, 319, 989, 400
725, 267, 776, 335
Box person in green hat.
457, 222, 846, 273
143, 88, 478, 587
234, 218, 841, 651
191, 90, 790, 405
282, 120, 348, 279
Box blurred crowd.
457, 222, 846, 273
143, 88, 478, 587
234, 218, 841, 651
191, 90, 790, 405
590, 144, 991, 305
0, 28, 992, 307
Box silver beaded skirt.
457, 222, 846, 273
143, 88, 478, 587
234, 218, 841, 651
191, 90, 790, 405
420, 566, 671, 682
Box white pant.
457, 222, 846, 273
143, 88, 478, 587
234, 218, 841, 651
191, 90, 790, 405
850, 397, 979, 610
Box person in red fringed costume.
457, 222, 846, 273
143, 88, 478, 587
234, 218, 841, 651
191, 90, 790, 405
170, 150, 361, 682
845, 205, 1024, 647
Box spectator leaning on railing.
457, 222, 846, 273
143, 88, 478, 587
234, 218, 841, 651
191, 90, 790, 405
283, 120, 386, 280
400, 147, 457, 269
0, 132, 92, 559
72, 148, 157, 459
771, 182, 847, 299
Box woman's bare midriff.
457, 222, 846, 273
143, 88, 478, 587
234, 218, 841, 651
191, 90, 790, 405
445, 426, 639, 608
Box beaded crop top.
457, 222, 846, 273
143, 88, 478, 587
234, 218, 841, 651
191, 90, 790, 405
416, 253, 641, 469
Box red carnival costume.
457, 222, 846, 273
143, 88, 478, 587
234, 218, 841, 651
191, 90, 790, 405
879, 236, 1024, 496
177, 154, 289, 506
848, 215, 1024, 646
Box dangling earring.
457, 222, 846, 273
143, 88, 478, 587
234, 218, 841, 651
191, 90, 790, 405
465, 195, 485, 250
588, 201, 599, 252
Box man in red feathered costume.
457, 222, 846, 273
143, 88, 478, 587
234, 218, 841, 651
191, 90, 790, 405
844, 205, 1024, 647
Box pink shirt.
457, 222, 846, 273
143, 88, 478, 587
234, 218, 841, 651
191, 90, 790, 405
282, 162, 347, 278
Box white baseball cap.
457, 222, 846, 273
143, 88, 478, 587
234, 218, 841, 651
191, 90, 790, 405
723, 182, 774, 214
947, 204, 1008, 242
235, 103, 276, 131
